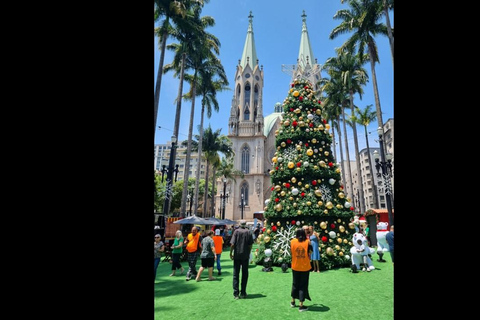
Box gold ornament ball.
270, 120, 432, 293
339, 225, 345, 232
326, 202, 333, 209
337, 238, 343, 244
339, 251, 344, 257
348, 222, 355, 229
267, 229, 272, 234
320, 221, 327, 229
315, 189, 322, 197
291, 177, 297, 183
343, 239, 348, 244
324, 210, 329, 214
338, 192, 345, 198
264, 236, 271, 243
275, 204, 283, 211
277, 221, 281, 226
326, 247, 334, 256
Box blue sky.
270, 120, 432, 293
154, 0, 393, 158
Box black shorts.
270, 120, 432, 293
201, 257, 215, 268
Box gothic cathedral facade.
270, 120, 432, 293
217, 11, 321, 223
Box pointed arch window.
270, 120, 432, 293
244, 82, 251, 120
241, 145, 250, 174
241, 182, 249, 206
244, 107, 250, 121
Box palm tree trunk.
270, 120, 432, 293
349, 91, 365, 214
154, 29, 168, 138
172, 52, 186, 217
335, 118, 347, 187
194, 100, 206, 218
341, 104, 354, 203
182, 74, 197, 216
364, 126, 379, 208
203, 160, 210, 217
367, 45, 386, 151
383, 0, 394, 69
211, 166, 217, 217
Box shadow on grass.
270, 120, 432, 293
305, 303, 330, 313
241, 293, 267, 299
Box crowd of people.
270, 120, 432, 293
154, 219, 394, 312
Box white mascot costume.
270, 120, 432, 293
350, 232, 375, 272
375, 222, 390, 262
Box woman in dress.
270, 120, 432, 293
308, 225, 320, 273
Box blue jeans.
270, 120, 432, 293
216, 253, 222, 271
154, 257, 160, 281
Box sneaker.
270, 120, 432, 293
299, 306, 308, 312
218, 271, 222, 276
234, 296, 239, 300
290, 302, 296, 308
240, 292, 247, 299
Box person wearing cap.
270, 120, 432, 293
212, 229, 224, 275
230, 220, 254, 299
154, 235, 165, 281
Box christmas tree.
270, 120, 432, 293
254, 78, 356, 271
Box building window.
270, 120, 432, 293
241, 145, 250, 174
241, 183, 249, 206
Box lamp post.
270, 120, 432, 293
221, 178, 228, 220
373, 127, 394, 226
240, 192, 245, 220
162, 136, 179, 216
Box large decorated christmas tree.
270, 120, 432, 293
254, 78, 356, 271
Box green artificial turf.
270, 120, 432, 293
154, 245, 394, 320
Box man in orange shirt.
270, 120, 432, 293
213, 229, 224, 276
184, 226, 202, 281
290, 228, 312, 312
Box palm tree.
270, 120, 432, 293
182, 125, 233, 217
354, 104, 378, 208
182, 55, 229, 217
154, 0, 204, 138
319, 75, 349, 189
164, 5, 219, 216
324, 47, 369, 213
381, 0, 394, 67
330, 0, 389, 142
339, 0, 393, 66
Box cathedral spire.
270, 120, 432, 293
240, 11, 258, 70
297, 10, 316, 71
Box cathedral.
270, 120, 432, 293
216, 11, 322, 223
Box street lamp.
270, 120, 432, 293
162, 136, 179, 216
373, 127, 394, 226
220, 178, 229, 220
240, 192, 245, 220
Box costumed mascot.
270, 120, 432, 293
375, 222, 390, 262
350, 232, 375, 273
